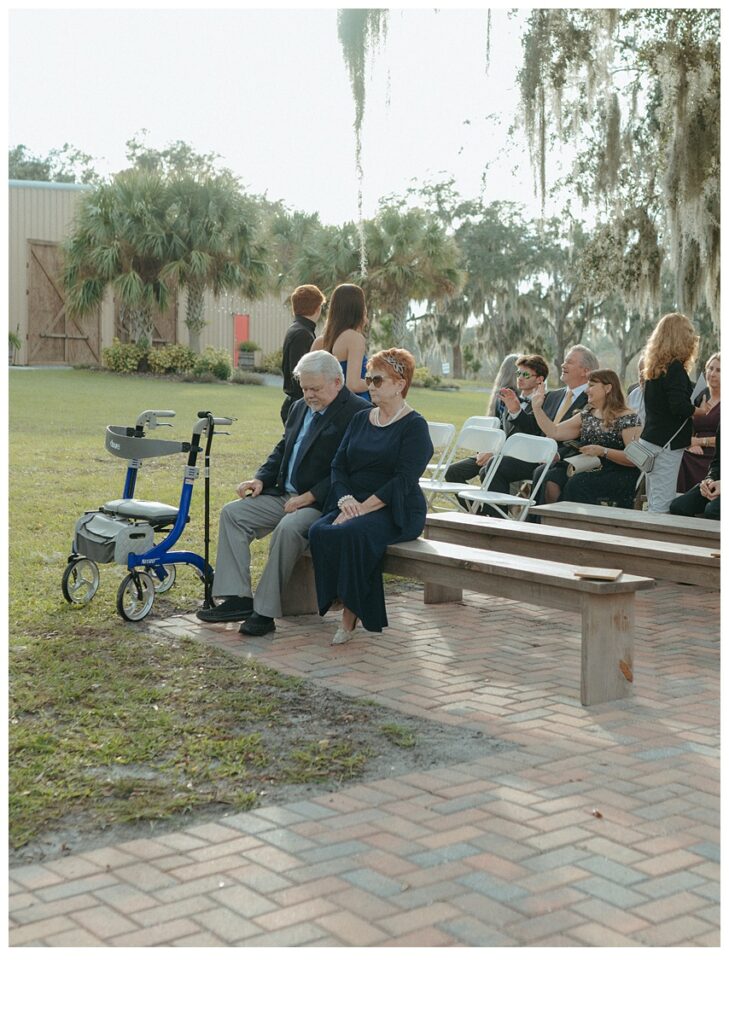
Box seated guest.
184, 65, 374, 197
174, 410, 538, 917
626, 355, 646, 424
530, 369, 642, 508
670, 424, 720, 520
487, 353, 520, 420
468, 345, 597, 516
677, 351, 720, 493
197, 350, 369, 633
309, 348, 433, 644
444, 354, 549, 501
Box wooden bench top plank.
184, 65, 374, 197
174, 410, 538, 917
423, 513, 719, 589
385, 538, 654, 595
531, 501, 721, 547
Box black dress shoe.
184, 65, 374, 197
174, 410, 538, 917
196, 596, 253, 623
238, 612, 276, 636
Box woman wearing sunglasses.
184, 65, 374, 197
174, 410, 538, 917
308, 348, 433, 644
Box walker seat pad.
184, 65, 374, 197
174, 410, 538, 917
102, 498, 181, 527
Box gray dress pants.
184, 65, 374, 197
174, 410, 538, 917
211, 494, 321, 619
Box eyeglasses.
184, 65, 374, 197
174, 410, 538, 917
515, 371, 535, 379
365, 374, 393, 388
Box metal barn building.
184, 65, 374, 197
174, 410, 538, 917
9, 180, 292, 366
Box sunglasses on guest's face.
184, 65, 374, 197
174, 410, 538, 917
515, 370, 535, 379
365, 374, 393, 388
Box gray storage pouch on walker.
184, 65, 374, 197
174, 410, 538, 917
74, 512, 154, 564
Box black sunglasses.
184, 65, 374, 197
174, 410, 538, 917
365, 374, 391, 388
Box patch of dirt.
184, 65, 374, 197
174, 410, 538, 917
10, 685, 514, 866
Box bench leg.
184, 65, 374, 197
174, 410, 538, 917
423, 582, 463, 604
281, 554, 319, 616
580, 594, 635, 705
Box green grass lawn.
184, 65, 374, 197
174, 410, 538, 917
8, 369, 490, 850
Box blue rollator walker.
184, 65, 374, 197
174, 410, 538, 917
61, 408, 234, 621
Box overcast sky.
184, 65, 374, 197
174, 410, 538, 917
8, 4, 555, 224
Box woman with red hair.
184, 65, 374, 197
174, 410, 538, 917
309, 348, 433, 643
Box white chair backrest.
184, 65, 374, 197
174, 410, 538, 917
462, 415, 501, 431
499, 432, 558, 464
427, 421, 457, 450
453, 425, 505, 456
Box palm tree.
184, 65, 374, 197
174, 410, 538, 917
63, 170, 171, 344
362, 206, 464, 346
159, 175, 270, 352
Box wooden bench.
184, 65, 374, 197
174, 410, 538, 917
424, 512, 720, 589
532, 501, 721, 548
282, 539, 654, 706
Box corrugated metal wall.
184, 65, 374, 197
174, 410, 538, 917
9, 182, 292, 364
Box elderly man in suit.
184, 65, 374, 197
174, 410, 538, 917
478, 344, 599, 515
198, 350, 369, 635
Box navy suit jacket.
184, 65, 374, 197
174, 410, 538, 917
507, 387, 589, 460
256, 386, 369, 508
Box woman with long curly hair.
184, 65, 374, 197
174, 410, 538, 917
311, 283, 370, 400
639, 313, 699, 511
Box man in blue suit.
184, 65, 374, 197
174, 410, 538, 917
198, 350, 369, 634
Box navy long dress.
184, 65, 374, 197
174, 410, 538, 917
309, 408, 433, 632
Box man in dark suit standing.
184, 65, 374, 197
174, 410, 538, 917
280, 284, 326, 425
480, 344, 598, 513
198, 350, 369, 634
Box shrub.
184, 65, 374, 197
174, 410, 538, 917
237, 340, 259, 353
260, 349, 284, 375
231, 369, 264, 386
147, 344, 197, 375
102, 340, 147, 374
182, 371, 219, 384
191, 347, 232, 381
411, 366, 441, 389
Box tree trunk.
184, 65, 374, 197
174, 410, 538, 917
451, 339, 463, 378
390, 299, 410, 349
125, 306, 155, 345
185, 282, 207, 355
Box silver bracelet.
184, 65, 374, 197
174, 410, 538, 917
337, 494, 355, 510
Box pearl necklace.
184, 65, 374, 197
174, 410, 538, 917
372, 403, 410, 427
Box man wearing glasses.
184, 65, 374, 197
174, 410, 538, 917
484, 346, 597, 514
444, 353, 549, 498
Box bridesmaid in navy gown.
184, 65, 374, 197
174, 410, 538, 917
311, 283, 371, 402
309, 348, 433, 643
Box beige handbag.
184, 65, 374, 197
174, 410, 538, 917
564, 453, 602, 477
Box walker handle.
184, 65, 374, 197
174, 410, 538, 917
136, 409, 176, 429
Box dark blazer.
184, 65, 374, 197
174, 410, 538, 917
507, 387, 589, 459
281, 316, 317, 403
257, 386, 370, 508
642, 360, 694, 449
708, 423, 720, 480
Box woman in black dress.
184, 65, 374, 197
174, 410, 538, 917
530, 369, 642, 508
308, 348, 433, 643
640, 313, 698, 512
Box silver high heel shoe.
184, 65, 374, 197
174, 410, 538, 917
331, 618, 357, 645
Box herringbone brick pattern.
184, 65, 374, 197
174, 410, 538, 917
10, 580, 719, 946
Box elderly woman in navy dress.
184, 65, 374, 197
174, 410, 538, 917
308, 348, 433, 644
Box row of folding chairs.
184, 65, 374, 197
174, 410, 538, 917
421, 419, 558, 521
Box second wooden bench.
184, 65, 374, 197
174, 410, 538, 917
282, 539, 654, 706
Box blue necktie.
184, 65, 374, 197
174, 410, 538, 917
290, 411, 320, 491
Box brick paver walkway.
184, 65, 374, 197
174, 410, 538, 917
9, 581, 719, 946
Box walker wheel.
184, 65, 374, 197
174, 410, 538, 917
151, 563, 176, 594
116, 571, 155, 622
61, 558, 100, 606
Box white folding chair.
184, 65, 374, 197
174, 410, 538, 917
420, 425, 506, 511
457, 433, 558, 520
422, 421, 457, 483
461, 415, 501, 431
